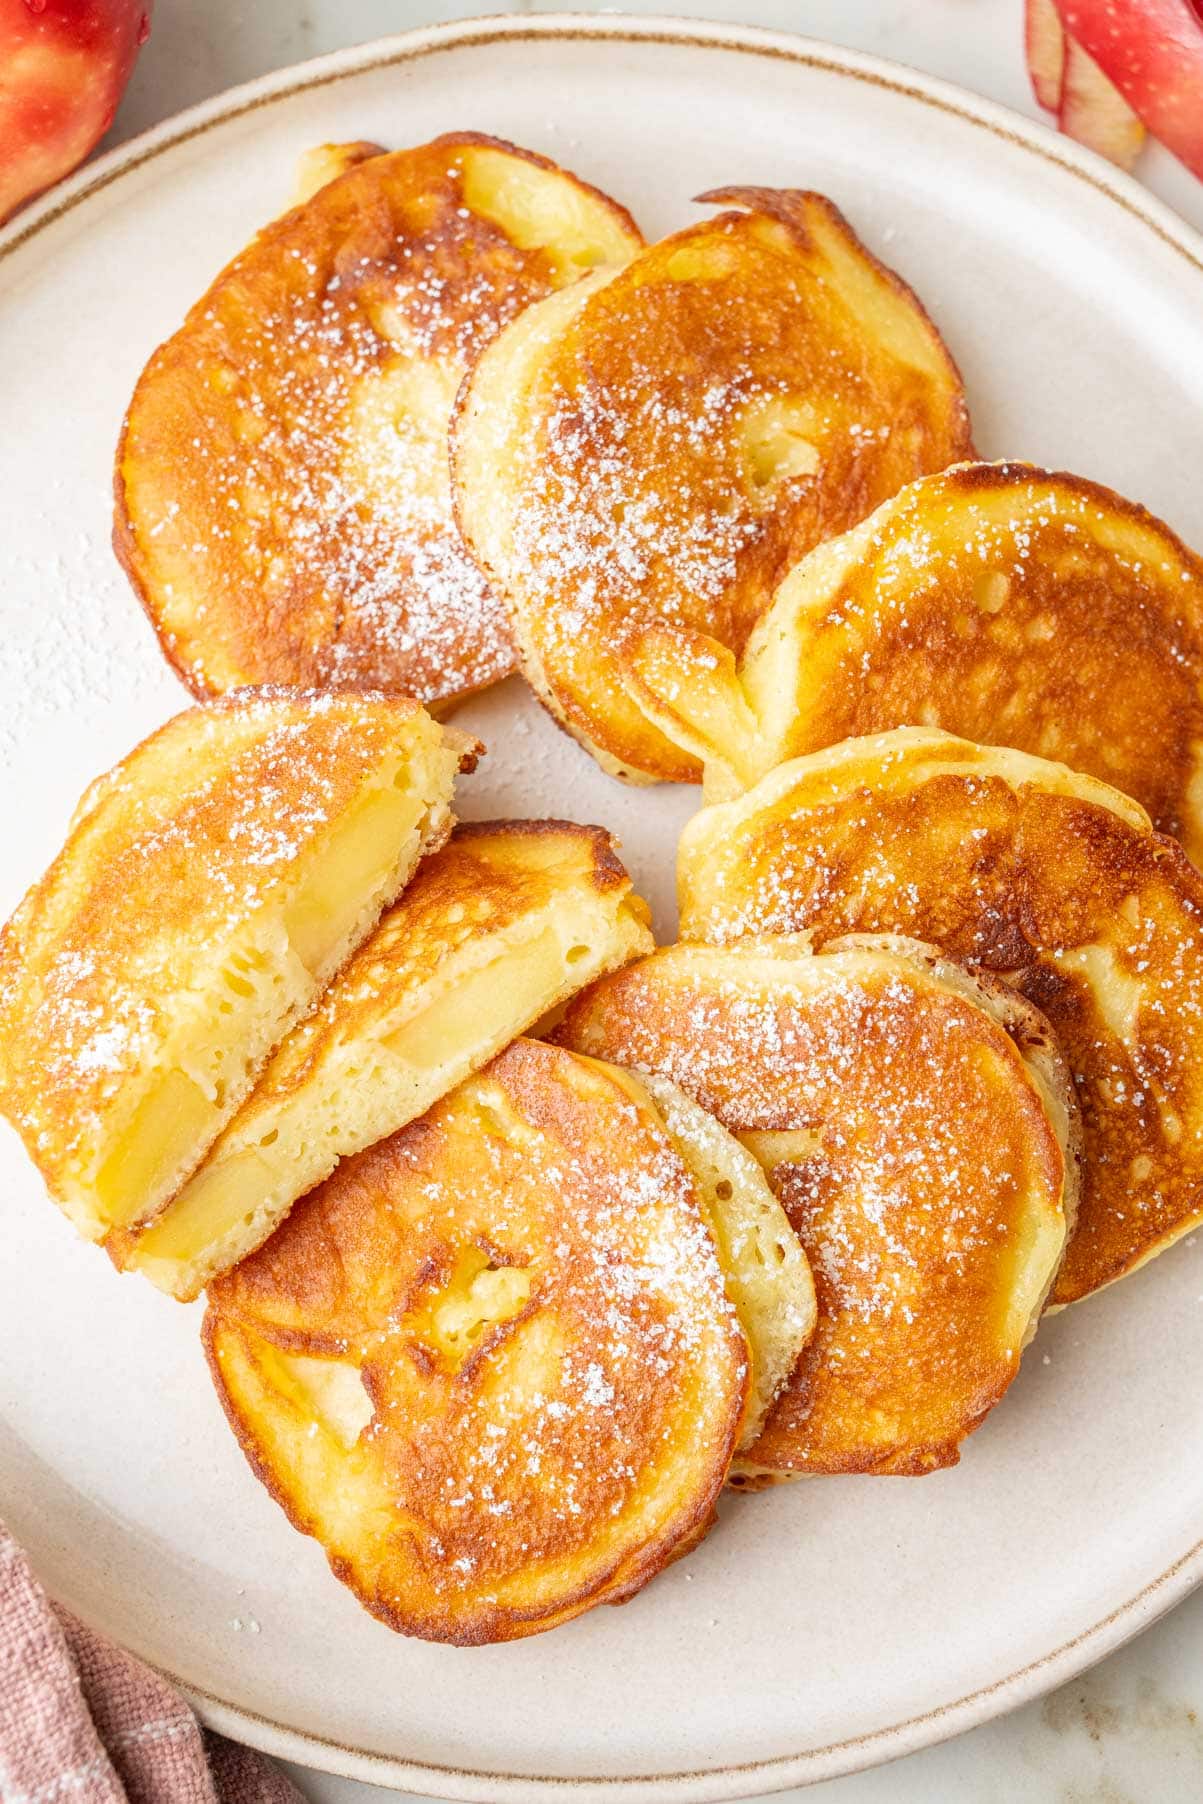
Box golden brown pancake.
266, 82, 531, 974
118, 820, 655, 1299
452, 186, 972, 782
624, 463, 1203, 853
0, 688, 474, 1249
115, 133, 642, 710
204, 1039, 762, 1643
677, 727, 1203, 1306
558, 935, 1078, 1477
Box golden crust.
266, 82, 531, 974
204, 1039, 749, 1643
114, 133, 642, 711
117, 819, 654, 1297
557, 936, 1075, 1475
452, 188, 972, 782
677, 728, 1203, 1306
624, 462, 1203, 846
0, 687, 473, 1242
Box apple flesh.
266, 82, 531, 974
1026, 0, 1068, 111
1054, 0, 1203, 180
291, 141, 385, 209
0, 0, 152, 225
1059, 31, 1147, 168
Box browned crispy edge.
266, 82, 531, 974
446, 183, 979, 779
559, 939, 1077, 1478
912, 458, 1203, 582
201, 1291, 743, 1645
451, 816, 633, 895
112, 132, 643, 702
696, 185, 975, 461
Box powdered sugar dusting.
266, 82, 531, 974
220, 1041, 745, 1625
0, 693, 423, 1173
570, 961, 1031, 1314
681, 742, 1203, 1304
515, 375, 765, 657
122, 149, 588, 704
561, 949, 1057, 1470
0, 516, 177, 779
469, 201, 971, 770
789, 466, 1203, 841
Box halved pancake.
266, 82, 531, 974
677, 727, 1203, 1306
558, 936, 1078, 1477
624, 463, 1203, 848
452, 187, 972, 782
119, 820, 654, 1299
0, 690, 474, 1247
115, 133, 642, 710
204, 1038, 808, 1643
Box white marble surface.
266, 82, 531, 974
95, 4, 1203, 1798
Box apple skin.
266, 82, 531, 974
1053, 0, 1203, 179
0, 0, 152, 225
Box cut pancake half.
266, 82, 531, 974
120, 820, 655, 1298
678, 727, 1203, 1305
204, 1038, 779, 1643
0, 689, 473, 1248
115, 133, 642, 711
558, 935, 1078, 1476
623, 463, 1203, 854
452, 187, 972, 783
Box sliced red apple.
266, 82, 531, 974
1026, 0, 1068, 110
1059, 31, 1148, 168
1054, 0, 1203, 180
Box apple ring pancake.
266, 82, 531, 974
557, 935, 1078, 1477
623, 463, 1203, 856
115, 134, 642, 710
452, 186, 972, 782
119, 819, 653, 1300
203, 1039, 811, 1643
0, 688, 474, 1250
677, 727, 1203, 1306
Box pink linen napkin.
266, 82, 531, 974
0, 1522, 305, 1803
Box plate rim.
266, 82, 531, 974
6, 10, 1203, 1798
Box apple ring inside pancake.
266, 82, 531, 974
677, 726, 1203, 1307
557, 935, 1078, 1477
452, 186, 971, 783
114, 133, 642, 711
0, 688, 473, 1250
290, 141, 386, 208
622, 463, 1203, 857
204, 1039, 811, 1644
118, 819, 653, 1301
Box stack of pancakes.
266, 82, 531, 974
4, 132, 1203, 1643
0, 692, 816, 1642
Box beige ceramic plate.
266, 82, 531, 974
3, 13, 1203, 1800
